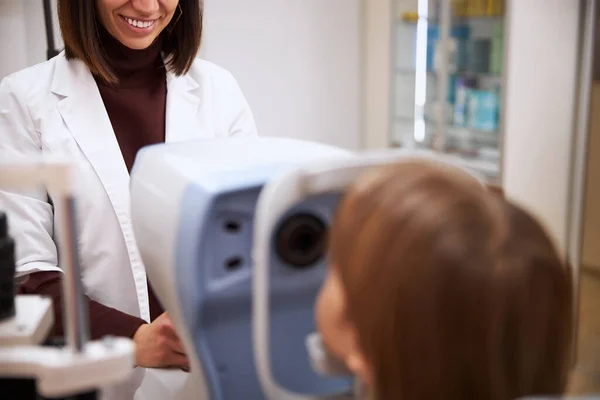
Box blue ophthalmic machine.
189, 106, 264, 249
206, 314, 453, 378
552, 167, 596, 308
129, 137, 485, 400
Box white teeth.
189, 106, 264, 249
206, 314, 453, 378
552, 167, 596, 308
124, 17, 154, 29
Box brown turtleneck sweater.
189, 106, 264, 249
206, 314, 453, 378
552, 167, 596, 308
18, 27, 167, 340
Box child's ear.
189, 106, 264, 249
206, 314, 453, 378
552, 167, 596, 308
344, 328, 373, 388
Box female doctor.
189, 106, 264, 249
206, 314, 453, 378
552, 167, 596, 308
0, 0, 257, 399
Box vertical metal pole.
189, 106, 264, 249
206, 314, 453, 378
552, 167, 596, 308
436, 0, 452, 152
0, 162, 90, 353
57, 196, 89, 352
42, 0, 59, 60
567, 0, 596, 366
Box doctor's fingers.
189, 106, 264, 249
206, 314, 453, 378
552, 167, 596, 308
167, 337, 186, 355
166, 351, 189, 369
157, 314, 184, 341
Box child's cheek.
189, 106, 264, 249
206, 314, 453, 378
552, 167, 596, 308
315, 269, 348, 360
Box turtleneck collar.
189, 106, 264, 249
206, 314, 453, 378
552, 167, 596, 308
96, 23, 166, 89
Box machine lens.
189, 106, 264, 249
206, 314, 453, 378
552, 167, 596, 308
275, 213, 327, 268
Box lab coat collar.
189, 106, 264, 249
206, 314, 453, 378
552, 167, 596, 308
49, 50, 204, 198
164, 58, 202, 143
50, 52, 130, 181
49, 52, 203, 191
50, 53, 88, 97
50, 51, 202, 152
50, 51, 201, 92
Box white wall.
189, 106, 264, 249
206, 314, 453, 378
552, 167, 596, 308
363, 0, 393, 150
0, 0, 362, 150
502, 0, 581, 256
0, 1, 28, 79
201, 0, 362, 150
0, 0, 61, 80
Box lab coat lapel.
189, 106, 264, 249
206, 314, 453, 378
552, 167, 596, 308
165, 70, 201, 142
50, 56, 151, 319
51, 56, 130, 194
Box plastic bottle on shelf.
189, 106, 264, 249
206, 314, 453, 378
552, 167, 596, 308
492, 0, 505, 16
448, 74, 457, 104
427, 25, 439, 72
427, 19, 471, 75
472, 89, 499, 133
467, 90, 480, 130
490, 23, 504, 75
477, 0, 488, 16
454, 77, 477, 127
400, 11, 419, 22
445, 38, 459, 74
452, 0, 467, 18
453, 24, 470, 71
468, 38, 491, 74
486, 0, 495, 16
465, 0, 477, 17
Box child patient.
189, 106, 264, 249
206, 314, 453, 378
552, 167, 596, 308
315, 160, 573, 400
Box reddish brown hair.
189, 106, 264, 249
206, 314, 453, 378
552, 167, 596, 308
57, 0, 203, 84
329, 161, 573, 400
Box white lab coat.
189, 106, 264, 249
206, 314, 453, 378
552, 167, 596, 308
0, 53, 257, 400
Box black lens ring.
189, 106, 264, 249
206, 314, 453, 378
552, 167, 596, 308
275, 213, 327, 268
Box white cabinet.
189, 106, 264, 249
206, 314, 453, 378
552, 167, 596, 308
390, 0, 506, 185
363, 0, 586, 260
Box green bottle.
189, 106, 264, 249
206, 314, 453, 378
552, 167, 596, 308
490, 23, 504, 76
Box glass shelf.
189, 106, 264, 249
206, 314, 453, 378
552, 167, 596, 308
398, 15, 504, 24
389, 0, 505, 184
398, 0, 505, 23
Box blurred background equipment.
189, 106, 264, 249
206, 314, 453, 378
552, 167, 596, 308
390, 0, 506, 184
0, 160, 135, 400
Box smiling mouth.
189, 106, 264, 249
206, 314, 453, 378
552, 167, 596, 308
120, 15, 158, 29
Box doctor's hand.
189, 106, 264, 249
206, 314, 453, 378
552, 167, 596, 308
133, 312, 190, 371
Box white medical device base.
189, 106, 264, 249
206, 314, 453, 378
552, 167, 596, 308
0, 295, 54, 346
0, 160, 135, 399
0, 335, 134, 398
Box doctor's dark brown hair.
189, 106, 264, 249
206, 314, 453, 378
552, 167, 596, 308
57, 0, 203, 85
329, 161, 573, 400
